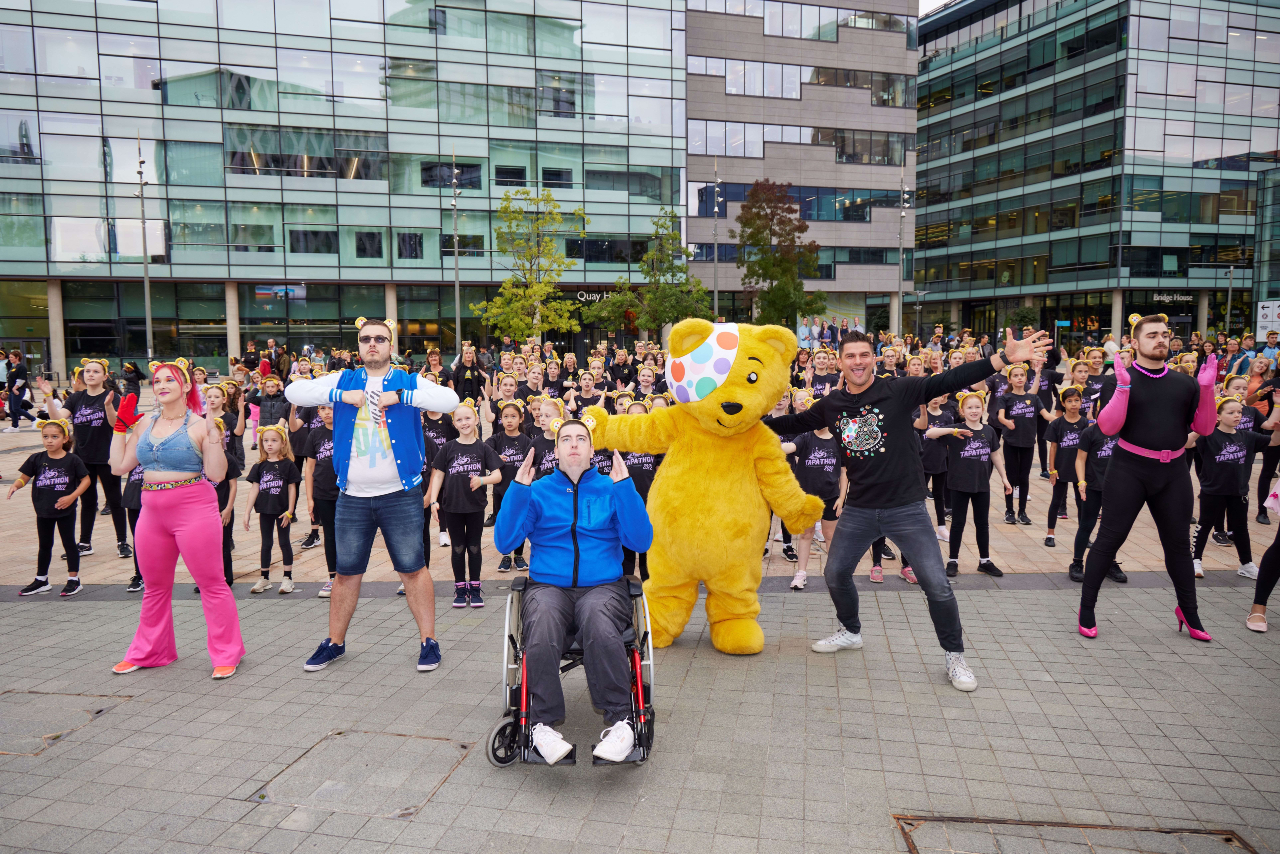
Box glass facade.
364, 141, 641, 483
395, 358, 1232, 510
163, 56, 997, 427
915, 0, 1277, 343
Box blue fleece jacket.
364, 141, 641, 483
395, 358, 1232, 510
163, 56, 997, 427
494, 466, 653, 587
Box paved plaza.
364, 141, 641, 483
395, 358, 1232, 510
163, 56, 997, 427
2, 426, 1279, 854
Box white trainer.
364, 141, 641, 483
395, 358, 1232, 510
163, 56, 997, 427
1193, 558, 1204, 578
439, 532, 450, 547
814, 527, 825, 543
811, 628, 863, 653
278, 577, 295, 594
1239, 562, 1260, 579
531, 723, 573, 764
946, 651, 978, 692
250, 578, 272, 594
790, 569, 807, 590
592, 721, 635, 763
937, 525, 949, 541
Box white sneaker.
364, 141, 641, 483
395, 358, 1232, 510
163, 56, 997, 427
318, 581, 332, 598
1, 426, 18, 433
790, 569, 807, 590
592, 721, 635, 762
250, 577, 272, 593
278, 577, 295, 594
937, 525, 949, 541
1193, 559, 1204, 578
439, 532, 450, 547
773, 529, 785, 542
531, 723, 573, 764
1239, 562, 1260, 579
814, 527, 825, 543
811, 628, 863, 653
946, 651, 978, 692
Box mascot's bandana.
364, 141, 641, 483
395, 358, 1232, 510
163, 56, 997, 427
667, 323, 740, 403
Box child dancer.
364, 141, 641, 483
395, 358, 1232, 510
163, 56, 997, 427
915, 393, 954, 542
487, 400, 532, 571
203, 421, 241, 594
1071, 421, 1123, 583
302, 404, 339, 598
621, 398, 664, 580
926, 391, 1010, 577
996, 362, 1050, 525
1190, 396, 1280, 578
427, 400, 503, 606
11, 419, 90, 595
244, 424, 301, 594
808, 348, 839, 398
770, 388, 799, 563
122, 463, 144, 591
1044, 386, 1086, 547
780, 411, 846, 590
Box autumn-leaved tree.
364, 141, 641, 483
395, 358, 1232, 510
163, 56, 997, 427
730, 179, 826, 326
582, 209, 713, 337
471, 188, 589, 341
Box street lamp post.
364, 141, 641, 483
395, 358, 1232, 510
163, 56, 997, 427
1225, 265, 1235, 339
134, 132, 154, 360
712, 158, 722, 320
897, 161, 908, 338
451, 152, 462, 358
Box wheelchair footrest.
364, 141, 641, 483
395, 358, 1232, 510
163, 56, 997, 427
524, 744, 577, 766
590, 744, 646, 765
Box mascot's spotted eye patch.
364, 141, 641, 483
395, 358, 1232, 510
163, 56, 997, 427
667, 323, 740, 403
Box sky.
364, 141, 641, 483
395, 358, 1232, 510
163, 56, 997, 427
918, 0, 948, 16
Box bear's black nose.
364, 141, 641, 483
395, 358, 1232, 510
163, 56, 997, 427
721, 402, 743, 415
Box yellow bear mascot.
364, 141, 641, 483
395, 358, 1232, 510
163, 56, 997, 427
585, 319, 824, 654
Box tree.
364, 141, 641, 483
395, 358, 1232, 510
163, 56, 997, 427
470, 188, 589, 340
1006, 306, 1039, 334
582, 209, 713, 338
730, 180, 826, 326
867, 306, 891, 337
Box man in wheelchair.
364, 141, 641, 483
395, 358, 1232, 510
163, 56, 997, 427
494, 418, 653, 764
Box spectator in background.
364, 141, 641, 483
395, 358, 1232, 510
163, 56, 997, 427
500, 335, 517, 353
478, 346, 494, 371
799, 317, 813, 350
3, 349, 36, 432
978, 334, 995, 359
1263, 331, 1280, 363
1243, 334, 1257, 358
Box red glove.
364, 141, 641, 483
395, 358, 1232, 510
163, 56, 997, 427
113, 393, 143, 434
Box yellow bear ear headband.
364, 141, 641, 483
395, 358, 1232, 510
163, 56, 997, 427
1003, 362, 1029, 377
256, 423, 288, 439
550, 415, 597, 441
148, 357, 191, 383
34, 418, 71, 435
1060, 384, 1086, 399
498, 398, 525, 413
1216, 394, 1245, 411
956, 390, 986, 406
1129, 312, 1168, 335
79, 358, 110, 371
456, 398, 480, 418
354, 317, 395, 340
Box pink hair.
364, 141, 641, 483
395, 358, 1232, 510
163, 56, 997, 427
151, 364, 204, 414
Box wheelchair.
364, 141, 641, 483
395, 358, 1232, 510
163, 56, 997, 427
485, 576, 655, 767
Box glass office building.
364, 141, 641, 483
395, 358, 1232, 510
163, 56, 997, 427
913, 0, 1276, 348
0, 0, 686, 375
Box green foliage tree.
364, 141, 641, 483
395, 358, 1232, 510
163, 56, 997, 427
730, 180, 827, 326
582, 209, 713, 337
1006, 306, 1039, 334
470, 188, 589, 340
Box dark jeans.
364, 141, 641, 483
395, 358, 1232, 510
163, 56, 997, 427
1072, 487, 1103, 562
1047, 480, 1082, 528
9, 393, 35, 428
824, 501, 964, 652
336, 487, 426, 575
1003, 444, 1034, 514
259, 514, 293, 568
313, 498, 338, 577
1194, 493, 1252, 563
442, 509, 484, 582
949, 490, 990, 560
81, 462, 127, 545
37, 512, 79, 576
522, 579, 633, 727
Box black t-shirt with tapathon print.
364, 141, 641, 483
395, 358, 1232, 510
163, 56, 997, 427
19, 451, 88, 518
431, 439, 503, 513
247, 459, 301, 517
938, 425, 1000, 493
63, 390, 112, 463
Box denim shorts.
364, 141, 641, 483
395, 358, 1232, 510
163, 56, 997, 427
335, 488, 426, 575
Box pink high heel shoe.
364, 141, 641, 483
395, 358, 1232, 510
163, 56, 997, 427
1175, 606, 1211, 642
1078, 611, 1097, 639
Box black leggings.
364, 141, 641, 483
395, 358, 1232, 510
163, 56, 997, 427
443, 509, 484, 582
127, 507, 140, 576
871, 536, 911, 567
1258, 442, 1280, 506
492, 487, 524, 557
622, 548, 648, 580
259, 513, 293, 569
949, 489, 990, 560
1036, 412, 1051, 471
1255, 526, 1280, 606
1081, 448, 1200, 631
926, 471, 947, 526
37, 513, 79, 576
1072, 487, 1103, 562
314, 498, 338, 577
1193, 493, 1252, 563
1047, 480, 1082, 529
1003, 444, 1034, 514
81, 462, 126, 545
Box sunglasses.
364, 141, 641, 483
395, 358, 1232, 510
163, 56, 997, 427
359, 335, 390, 345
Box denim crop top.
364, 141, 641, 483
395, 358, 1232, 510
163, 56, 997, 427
136, 412, 204, 473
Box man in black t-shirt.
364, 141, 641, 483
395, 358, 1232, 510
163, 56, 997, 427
766, 328, 1051, 693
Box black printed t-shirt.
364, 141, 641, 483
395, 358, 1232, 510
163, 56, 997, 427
421, 412, 459, 483
572, 392, 603, 415
765, 359, 999, 509
452, 364, 486, 400
302, 426, 339, 501
997, 392, 1041, 448
290, 405, 317, 458
1045, 415, 1087, 482
938, 424, 1000, 493
590, 447, 614, 476
792, 432, 842, 499
121, 463, 144, 511
1077, 424, 1118, 490
610, 362, 637, 389
623, 451, 663, 501
1196, 428, 1270, 496
63, 390, 112, 463
214, 455, 243, 512
809, 372, 839, 399
432, 439, 503, 513
247, 458, 301, 517
19, 451, 88, 518
919, 409, 954, 474
486, 430, 534, 488
218, 408, 245, 467
1237, 405, 1266, 434
531, 434, 558, 480
985, 374, 1010, 424
1083, 374, 1107, 416
1035, 369, 1063, 411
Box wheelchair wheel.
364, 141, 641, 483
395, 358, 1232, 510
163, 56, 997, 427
486, 717, 520, 768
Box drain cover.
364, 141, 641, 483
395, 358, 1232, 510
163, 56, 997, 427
0, 692, 128, 755
250, 730, 472, 819
894, 816, 1257, 854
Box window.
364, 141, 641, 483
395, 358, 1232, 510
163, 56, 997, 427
34, 28, 97, 77
542, 167, 573, 188
441, 234, 484, 257
354, 231, 384, 258
398, 232, 424, 259
289, 230, 338, 254
422, 161, 482, 189
495, 166, 527, 186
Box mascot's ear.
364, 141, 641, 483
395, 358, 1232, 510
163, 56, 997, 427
755, 325, 798, 362
669, 318, 715, 358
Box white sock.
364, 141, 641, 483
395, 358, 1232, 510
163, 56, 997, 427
980, 557, 991, 563
35, 575, 47, 581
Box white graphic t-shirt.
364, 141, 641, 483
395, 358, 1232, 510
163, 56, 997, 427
345, 376, 403, 497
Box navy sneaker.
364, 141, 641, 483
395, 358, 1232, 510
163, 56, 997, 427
304, 638, 345, 672
452, 582, 469, 607
418, 638, 441, 672
469, 581, 484, 608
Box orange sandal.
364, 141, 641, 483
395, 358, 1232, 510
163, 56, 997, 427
212, 665, 237, 680
112, 661, 139, 674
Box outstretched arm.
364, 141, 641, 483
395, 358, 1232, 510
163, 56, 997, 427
584, 404, 681, 455
1192, 355, 1218, 435
1096, 357, 1129, 436
752, 425, 824, 533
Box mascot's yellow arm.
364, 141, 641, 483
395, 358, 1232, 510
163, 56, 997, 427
751, 424, 826, 533
583, 404, 679, 455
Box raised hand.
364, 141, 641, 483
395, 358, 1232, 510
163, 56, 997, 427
113, 393, 143, 434
1198, 355, 1218, 388
610, 449, 628, 483
1002, 328, 1052, 364
1112, 352, 1130, 387
514, 450, 536, 486
105, 390, 115, 408
36, 377, 52, 397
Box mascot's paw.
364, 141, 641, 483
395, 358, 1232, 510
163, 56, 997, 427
783, 494, 827, 535
582, 405, 610, 446
709, 618, 765, 655
651, 625, 677, 648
